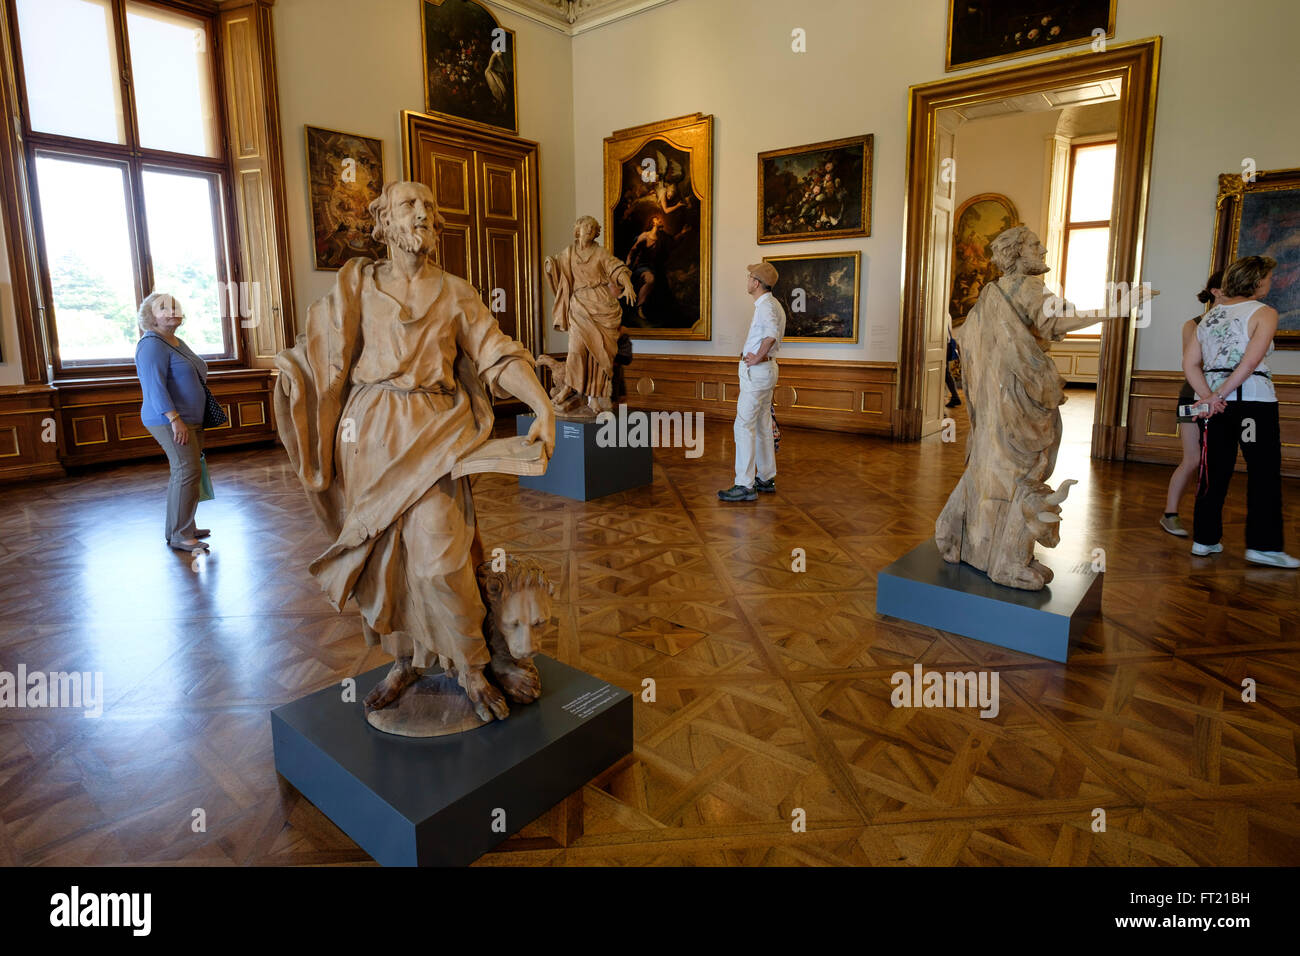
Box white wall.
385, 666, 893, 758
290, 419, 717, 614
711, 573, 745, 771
570, 0, 1300, 373
953, 110, 1062, 242
273, 0, 575, 350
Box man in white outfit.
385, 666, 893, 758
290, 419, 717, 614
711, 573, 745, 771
719, 262, 786, 502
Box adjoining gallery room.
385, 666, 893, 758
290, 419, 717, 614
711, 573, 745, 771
0, 0, 1298, 918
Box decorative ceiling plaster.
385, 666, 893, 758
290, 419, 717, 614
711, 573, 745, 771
484, 0, 680, 36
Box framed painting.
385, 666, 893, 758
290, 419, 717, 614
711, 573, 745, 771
762, 251, 860, 343
949, 193, 1020, 325
946, 1, 1116, 72
304, 125, 386, 271
757, 134, 872, 244
605, 113, 713, 340
1212, 167, 1300, 348
420, 0, 517, 134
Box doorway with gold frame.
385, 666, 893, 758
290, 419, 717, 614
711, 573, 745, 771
897, 37, 1161, 461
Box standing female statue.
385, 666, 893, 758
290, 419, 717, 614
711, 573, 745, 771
543, 215, 635, 418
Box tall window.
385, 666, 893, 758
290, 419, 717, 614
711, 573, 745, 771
1059, 140, 1116, 337
10, 0, 233, 371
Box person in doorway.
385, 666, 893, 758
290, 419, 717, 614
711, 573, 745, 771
1184, 255, 1297, 567
1159, 271, 1221, 536
134, 292, 211, 553
719, 262, 786, 502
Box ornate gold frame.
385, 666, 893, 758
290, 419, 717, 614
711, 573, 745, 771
419, 0, 519, 136
761, 250, 861, 344
1212, 166, 1300, 350
949, 192, 1020, 325
900, 37, 1162, 458
945, 0, 1117, 72
604, 112, 713, 341
756, 133, 873, 244
303, 124, 386, 271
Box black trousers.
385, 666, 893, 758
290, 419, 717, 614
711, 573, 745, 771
1192, 401, 1283, 550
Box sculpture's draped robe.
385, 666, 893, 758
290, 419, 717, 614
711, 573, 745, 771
549, 244, 629, 400
275, 258, 532, 670
935, 273, 1074, 583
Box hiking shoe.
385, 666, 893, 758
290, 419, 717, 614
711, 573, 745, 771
1159, 514, 1188, 537
1245, 549, 1300, 568
1191, 541, 1222, 556
717, 484, 757, 502
755, 477, 776, 493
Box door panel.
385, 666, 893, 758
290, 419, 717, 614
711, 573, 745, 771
412, 137, 478, 285
484, 228, 521, 341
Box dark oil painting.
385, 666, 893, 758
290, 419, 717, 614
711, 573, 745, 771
764, 252, 860, 343
758, 135, 871, 243
611, 138, 702, 332
305, 126, 386, 271
947, 0, 1115, 71
422, 0, 516, 133
1237, 187, 1300, 334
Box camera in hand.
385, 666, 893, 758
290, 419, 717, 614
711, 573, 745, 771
1179, 402, 1210, 418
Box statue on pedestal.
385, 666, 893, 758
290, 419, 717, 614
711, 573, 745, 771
541, 215, 635, 419
274, 180, 556, 735
935, 225, 1136, 590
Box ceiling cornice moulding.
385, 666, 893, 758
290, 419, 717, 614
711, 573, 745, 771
484, 0, 679, 36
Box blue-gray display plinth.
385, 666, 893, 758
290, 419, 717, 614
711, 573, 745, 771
876, 540, 1102, 662
271, 655, 632, 866
516, 413, 652, 500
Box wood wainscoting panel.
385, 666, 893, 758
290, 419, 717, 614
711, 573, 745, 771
0, 385, 64, 482
1126, 370, 1300, 478
607, 354, 896, 436
49, 369, 277, 470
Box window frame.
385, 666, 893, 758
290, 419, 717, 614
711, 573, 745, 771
1059, 137, 1117, 340
4, 0, 241, 379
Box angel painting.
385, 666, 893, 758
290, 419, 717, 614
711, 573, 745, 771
610, 138, 702, 332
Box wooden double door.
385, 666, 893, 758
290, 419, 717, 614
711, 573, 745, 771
402, 111, 543, 356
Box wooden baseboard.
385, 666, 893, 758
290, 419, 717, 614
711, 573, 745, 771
1126, 370, 1300, 478
559, 353, 897, 436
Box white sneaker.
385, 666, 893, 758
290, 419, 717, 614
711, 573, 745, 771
1191, 542, 1223, 556
1245, 549, 1300, 568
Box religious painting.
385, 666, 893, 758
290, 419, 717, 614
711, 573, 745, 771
1212, 167, 1300, 348
762, 251, 860, 343
946, 1, 1116, 71
305, 125, 386, 271
949, 193, 1020, 325
605, 113, 713, 340
757, 135, 872, 244
421, 0, 517, 134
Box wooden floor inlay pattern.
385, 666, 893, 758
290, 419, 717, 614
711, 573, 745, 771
1, 389, 1298, 866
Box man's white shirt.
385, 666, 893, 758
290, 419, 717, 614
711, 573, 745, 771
742, 291, 786, 357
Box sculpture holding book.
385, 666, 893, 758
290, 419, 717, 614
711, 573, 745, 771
275, 180, 556, 736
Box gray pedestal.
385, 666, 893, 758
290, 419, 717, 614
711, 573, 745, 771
517, 413, 652, 500
271, 655, 632, 866
876, 540, 1102, 662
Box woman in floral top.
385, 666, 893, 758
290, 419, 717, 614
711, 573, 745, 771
1182, 255, 1296, 568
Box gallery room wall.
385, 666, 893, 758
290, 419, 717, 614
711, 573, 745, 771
570, 0, 1300, 375
273, 0, 575, 350
0, 213, 21, 386
952, 110, 1062, 244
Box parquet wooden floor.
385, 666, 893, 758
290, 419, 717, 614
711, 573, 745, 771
1, 389, 1298, 866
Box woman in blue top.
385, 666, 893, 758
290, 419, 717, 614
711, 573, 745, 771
134, 292, 212, 553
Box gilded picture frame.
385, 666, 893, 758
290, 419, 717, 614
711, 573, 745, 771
950, 192, 1020, 325
604, 113, 713, 340
757, 134, 872, 244
761, 250, 860, 343
1212, 167, 1300, 349
304, 125, 386, 271
945, 0, 1116, 72
420, 0, 518, 135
